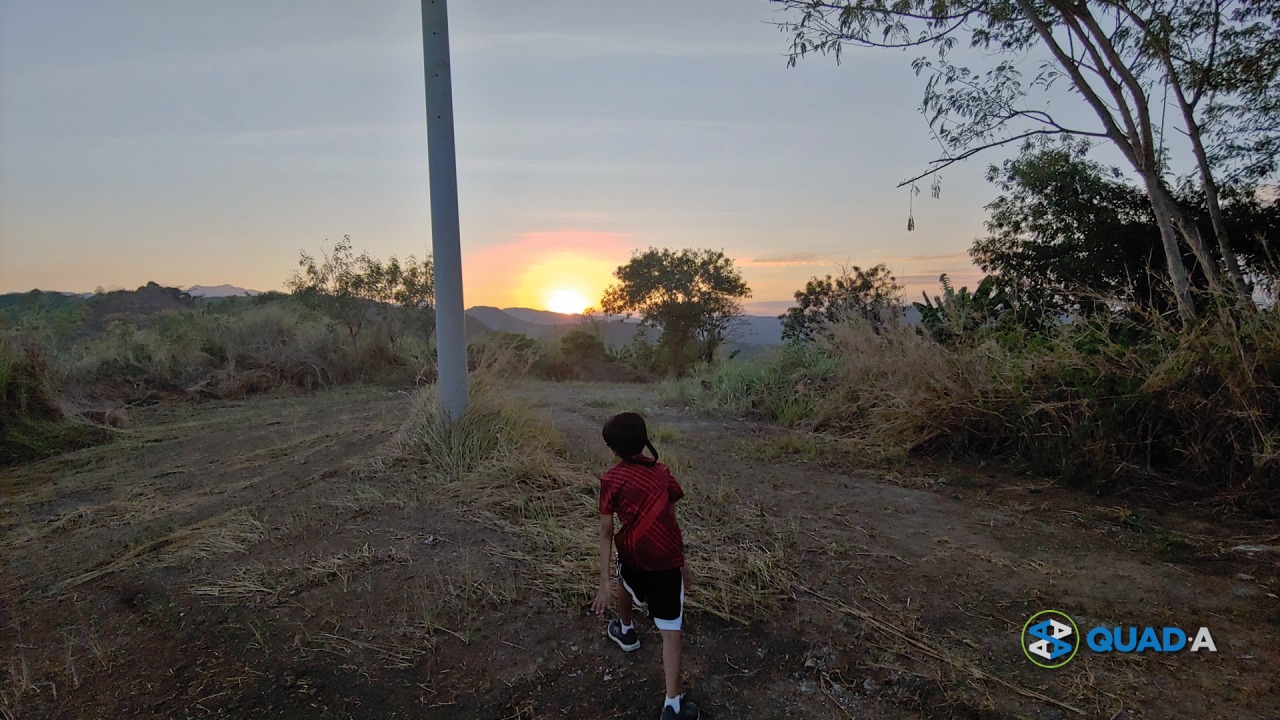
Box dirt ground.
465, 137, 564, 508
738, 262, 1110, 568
2, 381, 1278, 719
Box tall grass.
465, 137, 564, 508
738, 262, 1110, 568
671, 308, 1280, 505
67, 300, 425, 399
660, 345, 839, 426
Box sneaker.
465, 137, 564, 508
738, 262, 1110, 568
660, 698, 700, 719
607, 618, 640, 652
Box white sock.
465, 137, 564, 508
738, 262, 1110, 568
620, 621, 633, 633
664, 694, 681, 712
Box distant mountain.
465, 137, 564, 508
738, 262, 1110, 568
461, 306, 785, 349
501, 307, 583, 326
736, 315, 784, 345
0, 289, 89, 311
188, 284, 260, 298
466, 306, 548, 337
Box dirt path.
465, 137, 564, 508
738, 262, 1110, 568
2, 382, 1277, 719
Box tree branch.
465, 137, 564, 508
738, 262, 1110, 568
894, 127, 1106, 187
1054, 4, 1145, 153
1066, 3, 1160, 166
1015, 0, 1140, 169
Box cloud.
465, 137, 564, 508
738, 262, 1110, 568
464, 158, 695, 177
741, 252, 840, 267
453, 32, 761, 58
890, 252, 972, 263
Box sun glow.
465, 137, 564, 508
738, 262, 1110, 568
547, 289, 590, 314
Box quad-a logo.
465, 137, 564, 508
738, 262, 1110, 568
1086, 626, 1217, 653
1022, 610, 1217, 667
1022, 610, 1079, 668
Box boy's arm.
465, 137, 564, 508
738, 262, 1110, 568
591, 513, 614, 615
666, 467, 685, 503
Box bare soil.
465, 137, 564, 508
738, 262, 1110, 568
2, 382, 1278, 719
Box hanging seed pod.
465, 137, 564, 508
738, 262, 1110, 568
907, 182, 919, 231
931, 174, 942, 199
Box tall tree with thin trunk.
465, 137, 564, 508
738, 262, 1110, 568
1106, 0, 1251, 301
775, 0, 1274, 319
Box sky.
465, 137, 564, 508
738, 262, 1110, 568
0, 0, 1006, 315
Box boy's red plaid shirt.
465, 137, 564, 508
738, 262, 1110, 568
599, 461, 686, 571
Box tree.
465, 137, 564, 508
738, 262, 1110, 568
972, 140, 1280, 313
286, 236, 435, 346
560, 329, 609, 365
972, 139, 1172, 318
776, 0, 1280, 320
780, 264, 902, 343
600, 248, 751, 374
1209, 0, 1280, 184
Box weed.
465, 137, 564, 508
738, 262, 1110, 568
649, 423, 678, 443
1151, 532, 1194, 562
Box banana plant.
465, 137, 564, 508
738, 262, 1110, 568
913, 274, 1007, 344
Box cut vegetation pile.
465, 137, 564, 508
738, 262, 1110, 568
0, 325, 110, 465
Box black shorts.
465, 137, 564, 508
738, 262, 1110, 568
617, 560, 685, 631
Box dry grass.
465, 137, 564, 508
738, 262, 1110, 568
812, 318, 1014, 451
678, 307, 1280, 503
39, 507, 266, 597
191, 543, 412, 604
381, 378, 800, 624
802, 586, 1090, 716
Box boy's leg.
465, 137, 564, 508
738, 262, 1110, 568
614, 578, 634, 625
651, 568, 697, 716
661, 629, 681, 699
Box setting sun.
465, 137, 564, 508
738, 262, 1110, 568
547, 289, 590, 314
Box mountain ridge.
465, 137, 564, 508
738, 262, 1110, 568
1, 286, 789, 347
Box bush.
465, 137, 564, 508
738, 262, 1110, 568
67, 299, 428, 399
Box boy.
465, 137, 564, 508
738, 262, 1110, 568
591, 412, 699, 720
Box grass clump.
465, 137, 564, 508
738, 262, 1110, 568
389, 378, 565, 486
385, 380, 800, 622
385, 380, 599, 607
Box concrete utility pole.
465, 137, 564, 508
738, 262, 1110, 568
421, 0, 468, 420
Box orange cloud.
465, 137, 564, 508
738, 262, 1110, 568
464, 231, 633, 310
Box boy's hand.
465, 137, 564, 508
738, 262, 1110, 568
591, 580, 612, 616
